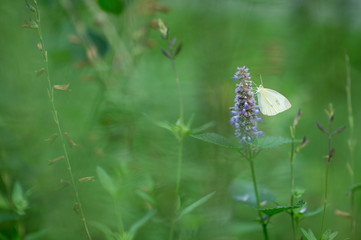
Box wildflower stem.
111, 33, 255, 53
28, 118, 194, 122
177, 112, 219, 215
345, 52, 356, 240
165, 33, 184, 240
248, 147, 269, 240
167, 37, 184, 124
32, 1, 91, 239
319, 121, 332, 239
290, 127, 297, 240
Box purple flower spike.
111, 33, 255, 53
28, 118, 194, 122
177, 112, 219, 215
229, 66, 262, 142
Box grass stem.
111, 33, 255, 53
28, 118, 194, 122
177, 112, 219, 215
32, 1, 92, 239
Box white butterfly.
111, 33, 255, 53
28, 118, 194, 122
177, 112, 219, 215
257, 85, 291, 116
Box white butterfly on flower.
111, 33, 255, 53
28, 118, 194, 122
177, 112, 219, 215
256, 84, 291, 116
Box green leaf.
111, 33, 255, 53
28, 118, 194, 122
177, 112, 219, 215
230, 179, 276, 208
259, 200, 304, 217
135, 189, 155, 205
96, 166, 117, 197
191, 133, 241, 150
321, 230, 338, 240
97, 0, 124, 14
254, 136, 294, 149
178, 191, 216, 220
24, 229, 49, 240
91, 222, 117, 240
191, 122, 215, 134
0, 212, 20, 223
348, 182, 361, 194
301, 228, 317, 240
301, 205, 326, 219
11, 182, 28, 215
0, 194, 10, 210
129, 210, 156, 236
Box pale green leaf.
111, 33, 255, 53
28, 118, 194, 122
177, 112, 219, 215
96, 166, 117, 197
178, 191, 216, 220
129, 210, 156, 236
254, 136, 294, 149
230, 179, 276, 208
191, 133, 241, 150
11, 182, 28, 215
301, 228, 317, 240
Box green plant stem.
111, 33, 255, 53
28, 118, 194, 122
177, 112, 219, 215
248, 148, 269, 240
167, 37, 184, 124
166, 35, 184, 240
34, 2, 91, 239
319, 124, 332, 239
345, 52, 356, 240
289, 127, 297, 240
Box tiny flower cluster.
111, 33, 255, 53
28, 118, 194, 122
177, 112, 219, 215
230, 66, 262, 142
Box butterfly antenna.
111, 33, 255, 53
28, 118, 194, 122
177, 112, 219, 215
260, 74, 264, 86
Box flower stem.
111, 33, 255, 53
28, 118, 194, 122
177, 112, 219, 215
33, 1, 91, 239
319, 122, 332, 239
345, 52, 356, 240
248, 148, 269, 240
165, 34, 184, 240
290, 127, 297, 240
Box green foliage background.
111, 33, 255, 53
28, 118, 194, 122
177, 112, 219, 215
1, 0, 361, 239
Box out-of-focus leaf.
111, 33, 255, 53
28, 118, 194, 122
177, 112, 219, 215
178, 191, 216, 220
11, 182, 28, 215
301, 228, 317, 240
0, 212, 20, 223
225, 221, 261, 235
191, 133, 241, 150
96, 166, 117, 197
129, 210, 156, 236
191, 122, 215, 134
0, 194, 10, 210
97, 0, 124, 14
348, 182, 361, 194
135, 189, 155, 205
24, 229, 49, 240
230, 179, 276, 208
254, 136, 295, 149
301, 205, 326, 219
91, 222, 117, 240
259, 200, 305, 217
321, 229, 338, 240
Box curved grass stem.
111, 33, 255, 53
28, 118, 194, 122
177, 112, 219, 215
32, 1, 92, 239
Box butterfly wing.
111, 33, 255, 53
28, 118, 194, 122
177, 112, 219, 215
257, 86, 291, 116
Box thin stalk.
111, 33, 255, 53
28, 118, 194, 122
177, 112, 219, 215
166, 35, 184, 240
167, 37, 184, 124
33, 1, 91, 239
248, 147, 269, 240
289, 127, 296, 240
319, 123, 332, 239
345, 52, 356, 240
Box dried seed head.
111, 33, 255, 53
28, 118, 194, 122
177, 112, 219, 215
53, 83, 71, 91
48, 156, 64, 165
334, 209, 352, 218
78, 176, 95, 183
68, 34, 81, 44
64, 132, 77, 148
45, 133, 58, 144
37, 42, 43, 51
35, 68, 46, 76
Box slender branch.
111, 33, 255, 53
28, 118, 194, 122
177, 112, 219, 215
32, 1, 91, 239
248, 147, 269, 240
345, 52, 356, 240
319, 120, 332, 239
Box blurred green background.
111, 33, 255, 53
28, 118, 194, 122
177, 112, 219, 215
1, 0, 361, 239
